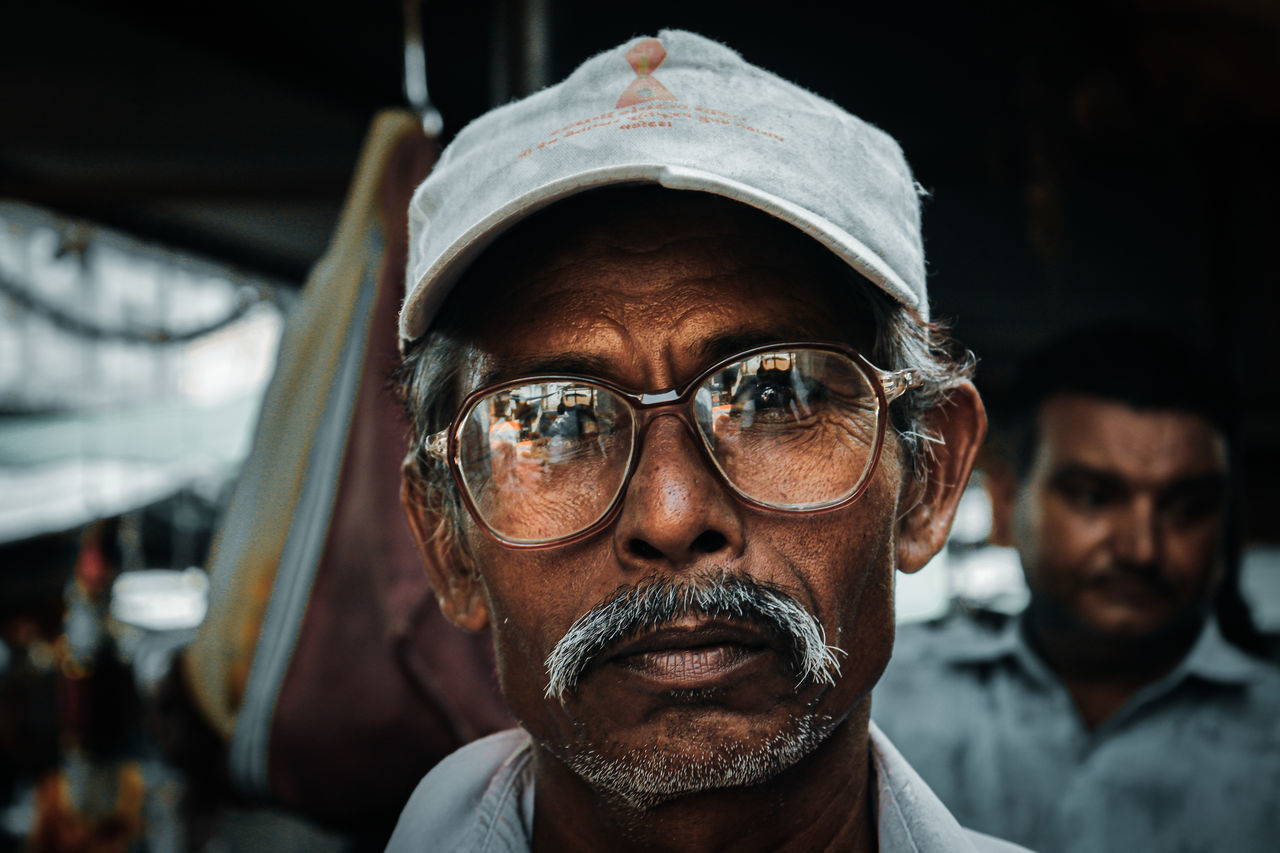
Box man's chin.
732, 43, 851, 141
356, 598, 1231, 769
1076, 592, 1185, 639
1065, 596, 1207, 660
1081, 606, 1168, 640
1033, 591, 1162, 642
553, 710, 839, 811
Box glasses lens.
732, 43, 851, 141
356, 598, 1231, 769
456, 381, 634, 544
697, 349, 881, 508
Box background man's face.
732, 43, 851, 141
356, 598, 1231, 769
1012, 393, 1228, 645
445, 196, 913, 800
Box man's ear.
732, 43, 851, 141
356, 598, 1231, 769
896, 381, 987, 574
400, 464, 490, 632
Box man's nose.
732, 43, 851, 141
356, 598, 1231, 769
612, 415, 746, 571
1111, 495, 1161, 567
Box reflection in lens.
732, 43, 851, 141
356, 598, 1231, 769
457, 382, 633, 543
453, 349, 884, 542
700, 350, 880, 508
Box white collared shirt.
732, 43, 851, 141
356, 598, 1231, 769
385, 723, 1028, 852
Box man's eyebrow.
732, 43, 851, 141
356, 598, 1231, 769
479, 327, 840, 387
1047, 464, 1125, 488
692, 325, 838, 365
478, 352, 619, 385
1048, 464, 1226, 492
1161, 472, 1228, 493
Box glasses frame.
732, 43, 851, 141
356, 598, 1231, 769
425, 341, 923, 549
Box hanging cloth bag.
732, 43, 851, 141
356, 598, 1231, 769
183, 109, 511, 833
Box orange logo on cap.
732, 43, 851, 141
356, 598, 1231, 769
616, 38, 677, 108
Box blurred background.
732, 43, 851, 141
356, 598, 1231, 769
2, 0, 1278, 850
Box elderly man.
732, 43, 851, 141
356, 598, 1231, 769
386, 30, 1018, 852
874, 327, 1280, 853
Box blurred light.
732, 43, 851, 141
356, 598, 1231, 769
0, 202, 288, 542
951, 545, 1029, 614
1241, 546, 1280, 632
950, 478, 994, 545
0, 201, 286, 412
110, 568, 209, 632
896, 550, 952, 624
179, 304, 281, 403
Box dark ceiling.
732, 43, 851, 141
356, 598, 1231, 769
5, 0, 1280, 534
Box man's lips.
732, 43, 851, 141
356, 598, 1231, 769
601, 618, 778, 689
1085, 570, 1172, 606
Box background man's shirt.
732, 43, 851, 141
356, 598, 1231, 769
873, 615, 1280, 853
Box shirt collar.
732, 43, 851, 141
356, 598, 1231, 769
936, 613, 1023, 664
471, 725, 996, 852
870, 721, 999, 852
941, 612, 1264, 688
1176, 617, 1263, 686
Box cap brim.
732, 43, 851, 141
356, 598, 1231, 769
399, 164, 924, 348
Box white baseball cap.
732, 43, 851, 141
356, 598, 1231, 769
400, 29, 927, 348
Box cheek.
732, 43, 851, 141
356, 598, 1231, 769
479, 590, 549, 700
766, 481, 899, 663
749, 512, 897, 714
1027, 499, 1109, 577
828, 520, 898, 701
468, 547, 564, 678
469, 535, 623, 690
1164, 522, 1225, 590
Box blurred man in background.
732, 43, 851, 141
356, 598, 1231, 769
874, 327, 1280, 853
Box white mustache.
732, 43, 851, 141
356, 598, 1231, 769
543, 571, 844, 701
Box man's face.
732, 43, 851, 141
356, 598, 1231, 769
432, 196, 919, 803
1013, 394, 1228, 645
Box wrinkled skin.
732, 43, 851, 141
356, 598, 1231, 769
403, 193, 985, 852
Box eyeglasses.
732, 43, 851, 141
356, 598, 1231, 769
425, 342, 922, 548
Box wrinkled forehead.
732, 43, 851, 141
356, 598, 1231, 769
434, 187, 879, 358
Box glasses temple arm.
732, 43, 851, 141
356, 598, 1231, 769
425, 429, 449, 460
879, 368, 923, 403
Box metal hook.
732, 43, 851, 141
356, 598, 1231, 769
403, 0, 443, 137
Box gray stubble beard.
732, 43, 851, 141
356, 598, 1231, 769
540, 571, 846, 810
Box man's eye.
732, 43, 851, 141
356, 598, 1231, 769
1160, 486, 1224, 524
755, 382, 792, 409
1056, 480, 1119, 511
